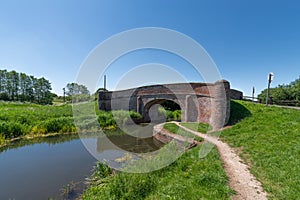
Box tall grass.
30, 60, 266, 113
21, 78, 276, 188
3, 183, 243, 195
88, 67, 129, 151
83, 145, 234, 200
0, 102, 143, 142
0, 102, 75, 139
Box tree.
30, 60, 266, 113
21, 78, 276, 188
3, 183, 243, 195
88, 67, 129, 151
65, 83, 90, 102
66, 83, 90, 96
258, 76, 300, 105
0, 69, 53, 104
19, 73, 27, 101
35, 77, 53, 105
0, 70, 8, 100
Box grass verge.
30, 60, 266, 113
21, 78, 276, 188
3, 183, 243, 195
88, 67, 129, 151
163, 123, 203, 142
221, 100, 300, 199
83, 145, 234, 200
179, 122, 212, 133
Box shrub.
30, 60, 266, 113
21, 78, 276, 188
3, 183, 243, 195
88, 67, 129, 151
166, 110, 181, 121
173, 110, 182, 120
0, 133, 5, 145
30, 125, 47, 135
129, 111, 142, 119
0, 121, 25, 138
8, 122, 24, 138
38, 117, 75, 134
98, 112, 116, 128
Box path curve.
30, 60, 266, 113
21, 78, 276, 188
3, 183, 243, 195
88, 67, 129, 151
173, 122, 268, 200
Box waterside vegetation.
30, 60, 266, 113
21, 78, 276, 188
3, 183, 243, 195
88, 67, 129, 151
83, 145, 234, 200
0, 101, 181, 147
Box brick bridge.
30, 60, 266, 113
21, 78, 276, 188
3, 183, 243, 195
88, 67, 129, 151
98, 80, 240, 130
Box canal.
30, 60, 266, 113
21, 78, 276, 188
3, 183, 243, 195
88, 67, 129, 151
0, 131, 163, 199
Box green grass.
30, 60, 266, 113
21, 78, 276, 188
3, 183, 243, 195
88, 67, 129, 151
227, 100, 252, 125
0, 102, 75, 142
163, 123, 203, 142
0, 101, 182, 145
221, 100, 300, 199
180, 122, 212, 133
0, 101, 142, 145
83, 145, 234, 200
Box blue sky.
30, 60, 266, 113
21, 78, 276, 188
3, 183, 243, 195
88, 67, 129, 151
0, 0, 299, 96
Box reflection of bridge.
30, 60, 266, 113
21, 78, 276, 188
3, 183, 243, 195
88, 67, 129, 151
98, 80, 234, 129
96, 134, 163, 153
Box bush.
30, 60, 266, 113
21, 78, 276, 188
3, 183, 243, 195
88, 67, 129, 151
129, 111, 142, 119
98, 112, 116, 128
0, 133, 5, 145
173, 110, 182, 120
38, 117, 75, 134
111, 110, 130, 126
30, 125, 47, 135
97, 110, 142, 129
166, 110, 181, 121
0, 121, 26, 138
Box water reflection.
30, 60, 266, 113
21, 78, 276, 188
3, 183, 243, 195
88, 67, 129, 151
97, 134, 164, 153
0, 128, 165, 199
0, 134, 79, 154
0, 134, 95, 200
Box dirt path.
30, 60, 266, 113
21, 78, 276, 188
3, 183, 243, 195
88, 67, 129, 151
173, 122, 268, 200
270, 104, 300, 110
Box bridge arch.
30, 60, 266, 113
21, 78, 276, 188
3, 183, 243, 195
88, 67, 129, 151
142, 98, 182, 123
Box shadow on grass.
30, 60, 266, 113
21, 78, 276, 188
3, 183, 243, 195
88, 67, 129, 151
227, 101, 252, 126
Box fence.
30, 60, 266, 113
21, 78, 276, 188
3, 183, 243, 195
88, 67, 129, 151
242, 96, 300, 107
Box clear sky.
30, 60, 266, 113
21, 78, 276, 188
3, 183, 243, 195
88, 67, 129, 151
0, 0, 299, 96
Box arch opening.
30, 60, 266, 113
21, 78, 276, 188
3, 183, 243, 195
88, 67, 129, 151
143, 99, 182, 124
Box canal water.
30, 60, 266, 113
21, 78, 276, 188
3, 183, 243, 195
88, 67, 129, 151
0, 133, 163, 199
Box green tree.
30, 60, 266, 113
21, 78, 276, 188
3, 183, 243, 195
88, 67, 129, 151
39, 77, 53, 105
258, 76, 300, 105
19, 72, 27, 101
0, 69, 8, 100
0, 69, 53, 104
66, 83, 90, 96
65, 83, 90, 102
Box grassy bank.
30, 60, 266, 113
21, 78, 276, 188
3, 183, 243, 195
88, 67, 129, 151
163, 122, 204, 142
179, 122, 212, 133
0, 102, 76, 146
0, 101, 182, 147
83, 145, 234, 200
221, 101, 300, 199
0, 102, 141, 146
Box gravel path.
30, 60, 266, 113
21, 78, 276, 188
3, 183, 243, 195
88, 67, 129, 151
173, 122, 268, 200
